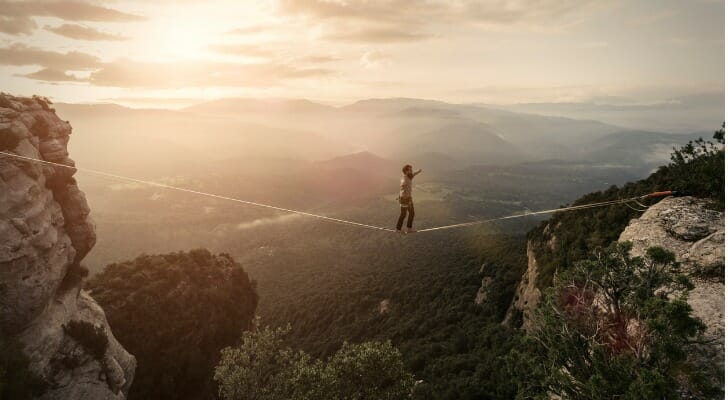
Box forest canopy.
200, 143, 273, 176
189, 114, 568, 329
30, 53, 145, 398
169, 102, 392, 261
87, 249, 259, 400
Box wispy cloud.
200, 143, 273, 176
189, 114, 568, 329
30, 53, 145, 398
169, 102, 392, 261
360, 50, 390, 69
209, 43, 276, 59
227, 25, 269, 35
577, 40, 609, 49
278, 0, 607, 42
294, 54, 341, 63
86, 59, 333, 88
0, 43, 101, 70
236, 213, 302, 230
0, 14, 37, 35
323, 27, 430, 43
22, 67, 84, 82
0, 0, 145, 35
0, 42, 334, 88
45, 23, 129, 41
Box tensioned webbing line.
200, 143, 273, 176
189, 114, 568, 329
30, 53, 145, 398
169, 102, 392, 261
0, 151, 648, 234
417, 197, 642, 232
0, 151, 396, 232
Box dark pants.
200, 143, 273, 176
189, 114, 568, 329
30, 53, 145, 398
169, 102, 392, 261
396, 199, 415, 230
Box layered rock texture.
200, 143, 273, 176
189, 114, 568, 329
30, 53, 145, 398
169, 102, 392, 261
506, 196, 724, 341
619, 196, 724, 375
502, 224, 558, 330
0, 94, 135, 399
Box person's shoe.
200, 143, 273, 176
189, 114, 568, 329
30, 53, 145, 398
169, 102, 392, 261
406, 228, 417, 234
396, 229, 405, 235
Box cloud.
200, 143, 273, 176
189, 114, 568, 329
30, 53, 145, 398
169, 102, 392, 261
227, 25, 269, 35
0, 43, 101, 70
294, 54, 341, 63
278, 0, 436, 23
0, 15, 37, 34
209, 43, 276, 59
236, 213, 302, 230
86, 59, 333, 88
0, 42, 333, 88
0, 0, 144, 35
577, 40, 609, 49
20, 67, 84, 82
278, 0, 607, 42
323, 27, 430, 43
44, 23, 129, 41
360, 50, 390, 69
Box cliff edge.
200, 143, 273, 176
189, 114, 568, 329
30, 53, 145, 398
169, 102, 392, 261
619, 196, 724, 374
504, 196, 724, 341
0, 94, 136, 399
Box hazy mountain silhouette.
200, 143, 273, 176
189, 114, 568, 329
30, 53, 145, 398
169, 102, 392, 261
185, 98, 334, 115
51, 97, 710, 182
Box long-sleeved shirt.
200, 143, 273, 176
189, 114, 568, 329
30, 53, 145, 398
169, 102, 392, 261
399, 171, 420, 199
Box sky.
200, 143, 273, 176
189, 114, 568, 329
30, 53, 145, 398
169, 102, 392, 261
0, 0, 724, 107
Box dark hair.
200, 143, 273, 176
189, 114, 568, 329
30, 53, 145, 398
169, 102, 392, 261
402, 164, 412, 174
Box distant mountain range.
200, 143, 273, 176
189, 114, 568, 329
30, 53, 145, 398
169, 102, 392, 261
53, 97, 712, 181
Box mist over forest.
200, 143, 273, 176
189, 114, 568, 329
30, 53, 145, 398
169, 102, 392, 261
52, 97, 711, 271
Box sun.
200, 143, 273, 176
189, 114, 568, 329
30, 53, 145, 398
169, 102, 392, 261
153, 16, 217, 60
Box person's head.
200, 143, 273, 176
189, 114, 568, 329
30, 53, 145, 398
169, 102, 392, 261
402, 164, 413, 175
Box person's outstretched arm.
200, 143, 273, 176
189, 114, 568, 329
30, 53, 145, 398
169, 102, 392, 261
413, 169, 423, 177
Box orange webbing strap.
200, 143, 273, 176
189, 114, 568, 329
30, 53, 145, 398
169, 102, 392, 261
644, 191, 675, 198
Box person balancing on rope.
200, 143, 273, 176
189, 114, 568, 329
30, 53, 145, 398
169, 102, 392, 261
396, 164, 422, 234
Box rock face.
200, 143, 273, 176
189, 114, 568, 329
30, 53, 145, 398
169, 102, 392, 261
503, 224, 558, 330
0, 94, 135, 399
502, 242, 541, 330
506, 196, 724, 341
619, 196, 724, 375
474, 276, 493, 305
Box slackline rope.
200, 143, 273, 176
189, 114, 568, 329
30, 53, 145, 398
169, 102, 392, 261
0, 151, 659, 234
0, 151, 394, 232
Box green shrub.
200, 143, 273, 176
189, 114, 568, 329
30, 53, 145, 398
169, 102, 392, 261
664, 125, 724, 204
508, 242, 721, 399
87, 249, 258, 400
214, 323, 415, 400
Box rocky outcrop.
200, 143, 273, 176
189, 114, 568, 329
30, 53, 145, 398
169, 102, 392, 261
620, 197, 724, 276
0, 94, 135, 399
506, 196, 724, 340
474, 277, 493, 305
503, 223, 558, 330
619, 196, 724, 376
502, 242, 542, 330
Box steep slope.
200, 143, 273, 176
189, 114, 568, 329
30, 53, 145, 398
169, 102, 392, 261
0, 94, 135, 399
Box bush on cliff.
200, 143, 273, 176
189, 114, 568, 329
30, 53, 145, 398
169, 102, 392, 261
87, 249, 258, 400
508, 242, 720, 399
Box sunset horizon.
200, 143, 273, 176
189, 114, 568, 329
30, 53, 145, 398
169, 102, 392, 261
1, 0, 723, 108
0, 2, 724, 400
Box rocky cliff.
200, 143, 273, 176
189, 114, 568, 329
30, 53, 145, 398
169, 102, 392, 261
504, 195, 725, 348
0, 94, 136, 399
619, 196, 724, 375
502, 222, 558, 330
